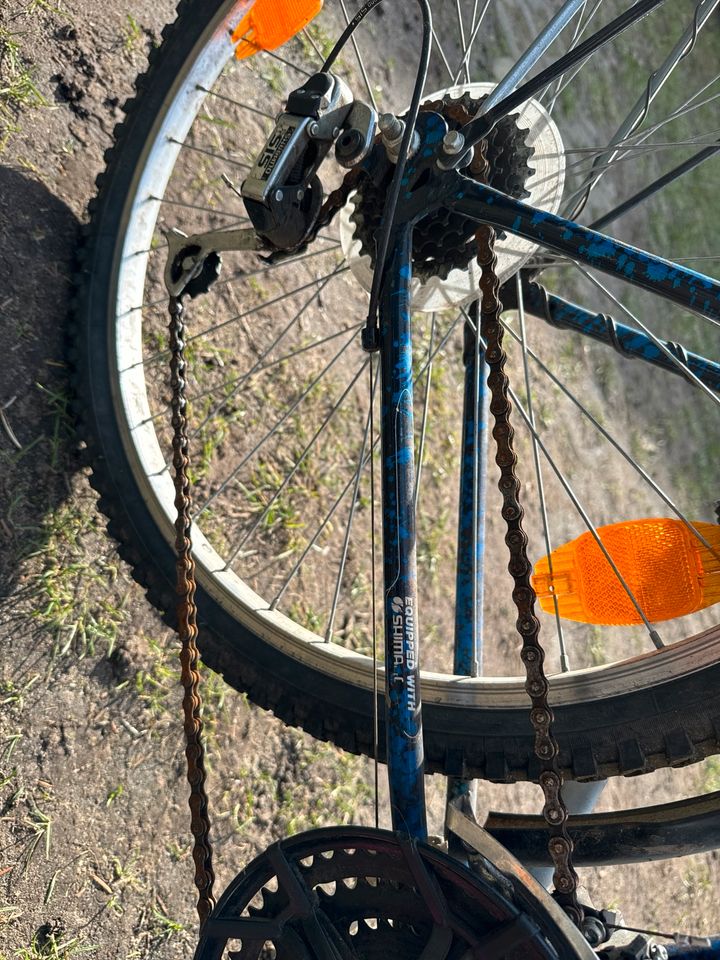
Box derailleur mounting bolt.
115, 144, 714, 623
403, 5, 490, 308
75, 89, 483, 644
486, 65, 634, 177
378, 112, 403, 139
443, 130, 466, 155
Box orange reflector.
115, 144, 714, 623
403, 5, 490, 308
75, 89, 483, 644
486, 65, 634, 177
532, 519, 720, 625
232, 0, 324, 59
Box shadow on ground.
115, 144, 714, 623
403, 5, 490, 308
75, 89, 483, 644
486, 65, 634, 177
0, 165, 82, 594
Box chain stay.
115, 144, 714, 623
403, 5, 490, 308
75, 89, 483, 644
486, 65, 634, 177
168, 295, 216, 927
472, 141, 582, 924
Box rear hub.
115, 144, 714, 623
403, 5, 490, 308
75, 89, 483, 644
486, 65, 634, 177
339, 82, 566, 312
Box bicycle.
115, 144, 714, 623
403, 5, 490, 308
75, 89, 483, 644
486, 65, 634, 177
71, 0, 720, 956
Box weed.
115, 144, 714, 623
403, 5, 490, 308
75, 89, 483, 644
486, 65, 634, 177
288, 601, 324, 633
588, 626, 606, 667
698, 756, 720, 795
417, 509, 450, 583
26, 0, 71, 17
17, 796, 53, 871
149, 905, 188, 941
262, 63, 285, 96
122, 15, 143, 54
1, 732, 21, 765
0, 903, 22, 926
35, 382, 75, 471
133, 634, 227, 759
105, 784, 124, 806
1, 677, 40, 711
98, 852, 145, 915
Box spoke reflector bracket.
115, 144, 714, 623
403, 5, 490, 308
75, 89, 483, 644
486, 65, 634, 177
233, 0, 324, 59
532, 519, 720, 625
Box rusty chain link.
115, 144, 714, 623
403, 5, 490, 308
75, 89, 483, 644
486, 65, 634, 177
472, 138, 583, 925
168, 295, 216, 928
162, 165, 362, 931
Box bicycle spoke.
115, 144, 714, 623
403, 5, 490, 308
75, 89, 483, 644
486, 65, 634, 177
325, 362, 379, 644
452, 1, 491, 87
302, 27, 326, 66
138, 243, 340, 312
142, 268, 349, 367
455, 0, 469, 84
339, 0, 378, 112
431, 25, 455, 84
497, 313, 720, 564
271, 439, 379, 608
268, 310, 466, 607
470, 0, 663, 129
225, 358, 370, 565
413, 312, 436, 510
547, 133, 720, 215
145, 321, 365, 427
255, 45, 314, 78
194, 327, 360, 520
563, 0, 720, 216
184, 323, 364, 417
148, 195, 250, 219
185, 266, 346, 445
168, 136, 252, 170
543, 0, 600, 116
196, 85, 275, 120
589, 138, 720, 232
499, 360, 665, 649
513, 282, 569, 670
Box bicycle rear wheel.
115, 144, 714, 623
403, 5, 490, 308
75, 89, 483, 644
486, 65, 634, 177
72, 0, 720, 781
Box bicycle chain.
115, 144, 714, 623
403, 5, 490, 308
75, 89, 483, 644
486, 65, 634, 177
162, 171, 361, 928
162, 124, 582, 932
472, 141, 583, 926
168, 295, 216, 928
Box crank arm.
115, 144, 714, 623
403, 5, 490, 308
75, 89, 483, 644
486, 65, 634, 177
164, 226, 267, 299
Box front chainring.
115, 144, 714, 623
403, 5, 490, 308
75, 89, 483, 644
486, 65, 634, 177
193, 827, 588, 959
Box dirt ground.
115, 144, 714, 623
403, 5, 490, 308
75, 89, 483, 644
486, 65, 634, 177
1, 1, 720, 958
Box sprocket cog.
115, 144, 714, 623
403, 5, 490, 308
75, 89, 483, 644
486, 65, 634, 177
350, 92, 536, 282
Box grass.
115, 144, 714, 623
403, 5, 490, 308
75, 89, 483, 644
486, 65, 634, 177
217, 737, 373, 839
149, 905, 188, 942
697, 757, 720, 795
130, 634, 229, 753
0, 27, 49, 151
30, 500, 127, 661
9, 933, 97, 959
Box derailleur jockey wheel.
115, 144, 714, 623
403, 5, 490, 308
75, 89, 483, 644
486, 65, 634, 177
193, 827, 589, 960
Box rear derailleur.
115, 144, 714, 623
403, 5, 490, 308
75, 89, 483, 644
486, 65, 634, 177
164, 70, 377, 299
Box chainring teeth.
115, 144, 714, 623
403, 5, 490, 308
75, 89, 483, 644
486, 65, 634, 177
214, 835, 574, 960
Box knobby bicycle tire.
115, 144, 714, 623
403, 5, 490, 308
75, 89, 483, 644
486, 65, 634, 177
71, 0, 720, 783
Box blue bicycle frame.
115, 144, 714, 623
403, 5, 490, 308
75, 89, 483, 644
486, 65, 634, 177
377, 110, 720, 845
